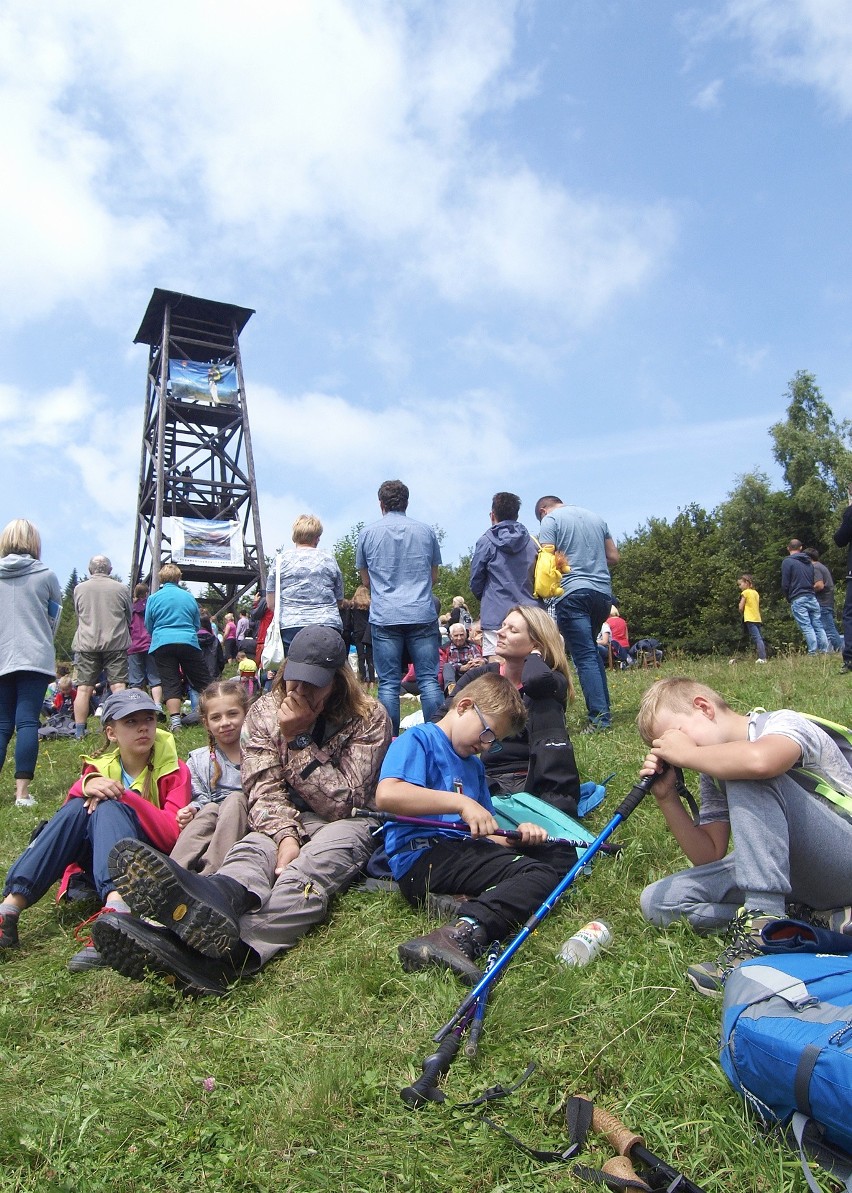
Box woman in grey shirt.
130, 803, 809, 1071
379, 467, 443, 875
0, 519, 62, 807
266, 514, 344, 652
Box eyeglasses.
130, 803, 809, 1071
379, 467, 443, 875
473, 703, 502, 755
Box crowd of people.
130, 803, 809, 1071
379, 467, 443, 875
1, 481, 851, 1003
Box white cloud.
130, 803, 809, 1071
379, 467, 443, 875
0, 0, 674, 327
719, 0, 852, 116
693, 78, 724, 109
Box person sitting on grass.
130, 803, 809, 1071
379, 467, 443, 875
376, 672, 578, 985
0, 689, 190, 972
637, 676, 852, 997
89, 626, 392, 996
441, 621, 483, 693
450, 605, 581, 815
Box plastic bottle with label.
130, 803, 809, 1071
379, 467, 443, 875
556, 920, 612, 966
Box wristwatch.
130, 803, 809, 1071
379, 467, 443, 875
289, 733, 313, 750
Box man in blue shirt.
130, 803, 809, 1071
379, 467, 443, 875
356, 480, 442, 733
535, 495, 619, 732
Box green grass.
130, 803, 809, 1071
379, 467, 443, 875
2, 654, 852, 1192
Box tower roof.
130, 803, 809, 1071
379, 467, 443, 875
134, 288, 255, 355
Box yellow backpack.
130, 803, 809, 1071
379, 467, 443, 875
531, 539, 570, 600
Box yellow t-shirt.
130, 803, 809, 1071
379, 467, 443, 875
741, 587, 761, 624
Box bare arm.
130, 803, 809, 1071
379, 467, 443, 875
738, 595, 746, 613
640, 754, 729, 865
376, 776, 498, 836
605, 536, 619, 567
431, 566, 439, 586
650, 729, 801, 782
359, 568, 370, 591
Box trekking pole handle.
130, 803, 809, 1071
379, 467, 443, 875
590, 1102, 644, 1156
612, 770, 663, 822
600, 1155, 651, 1191
400, 1032, 462, 1108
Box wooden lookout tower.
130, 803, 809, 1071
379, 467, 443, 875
130, 288, 266, 608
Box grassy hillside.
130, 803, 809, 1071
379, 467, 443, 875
1, 654, 851, 1192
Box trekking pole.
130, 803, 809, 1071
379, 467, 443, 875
350, 808, 617, 854
432, 771, 660, 1046
574, 1095, 708, 1193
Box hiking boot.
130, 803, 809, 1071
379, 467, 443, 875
686, 909, 775, 997
107, 838, 246, 959
424, 893, 467, 921
92, 914, 238, 997
67, 906, 125, 973
0, 911, 20, 951
398, 920, 488, 986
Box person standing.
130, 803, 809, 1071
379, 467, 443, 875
736, 575, 766, 662
0, 519, 62, 807
805, 548, 843, 653
145, 563, 212, 732
835, 492, 852, 675
780, 539, 828, 654
356, 480, 442, 734
534, 495, 618, 732
72, 556, 132, 738
266, 514, 344, 652
469, 491, 539, 658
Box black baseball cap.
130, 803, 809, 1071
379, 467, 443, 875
283, 626, 347, 686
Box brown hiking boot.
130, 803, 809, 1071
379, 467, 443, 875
398, 920, 488, 985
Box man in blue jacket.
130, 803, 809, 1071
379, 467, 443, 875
469, 492, 538, 658
781, 539, 828, 654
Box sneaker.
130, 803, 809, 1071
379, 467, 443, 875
107, 837, 243, 959
398, 920, 488, 986
92, 914, 239, 997
14, 796, 37, 807
755, 658, 766, 664
839, 664, 852, 675
686, 908, 775, 997
67, 906, 125, 973
825, 906, 852, 935
0, 910, 20, 950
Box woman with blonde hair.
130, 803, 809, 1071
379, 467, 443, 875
450, 604, 580, 814
266, 514, 345, 652
349, 585, 375, 684
0, 519, 62, 807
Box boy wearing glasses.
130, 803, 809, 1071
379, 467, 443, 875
376, 673, 578, 983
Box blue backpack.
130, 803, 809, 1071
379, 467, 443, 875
721, 953, 852, 1191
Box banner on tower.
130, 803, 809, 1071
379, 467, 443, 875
172, 518, 244, 568
169, 359, 239, 405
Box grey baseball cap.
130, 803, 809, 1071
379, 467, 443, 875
100, 689, 161, 724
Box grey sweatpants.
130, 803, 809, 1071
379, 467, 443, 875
640, 773, 852, 932
217, 814, 375, 966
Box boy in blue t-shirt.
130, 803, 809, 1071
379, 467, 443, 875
377, 672, 578, 984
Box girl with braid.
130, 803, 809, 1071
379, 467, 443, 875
178, 682, 248, 829
0, 689, 190, 971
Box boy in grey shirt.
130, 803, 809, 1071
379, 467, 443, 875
636, 677, 852, 997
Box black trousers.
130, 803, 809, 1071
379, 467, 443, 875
398, 837, 576, 941
152, 643, 211, 702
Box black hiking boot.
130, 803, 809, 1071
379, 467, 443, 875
107, 837, 250, 959
92, 914, 242, 997
398, 919, 488, 985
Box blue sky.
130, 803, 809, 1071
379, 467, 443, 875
2, 0, 851, 587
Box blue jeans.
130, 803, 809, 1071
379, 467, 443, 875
3, 798, 144, 904
128, 651, 161, 688
790, 594, 829, 653
371, 622, 442, 734
819, 606, 843, 652
745, 621, 767, 661
555, 589, 613, 727
0, 670, 50, 779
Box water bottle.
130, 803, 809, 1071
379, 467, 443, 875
557, 920, 612, 967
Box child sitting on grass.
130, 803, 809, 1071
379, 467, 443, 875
376, 672, 577, 985
637, 676, 852, 997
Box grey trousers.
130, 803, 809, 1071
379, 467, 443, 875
217, 814, 375, 966
640, 773, 852, 932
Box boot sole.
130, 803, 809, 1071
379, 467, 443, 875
108, 838, 240, 960
92, 915, 228, 997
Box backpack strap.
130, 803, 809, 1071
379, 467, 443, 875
791, 1114, 852, 1193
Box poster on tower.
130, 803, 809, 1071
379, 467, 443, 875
172, 519, 244, 568
169, 359, 239, 405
